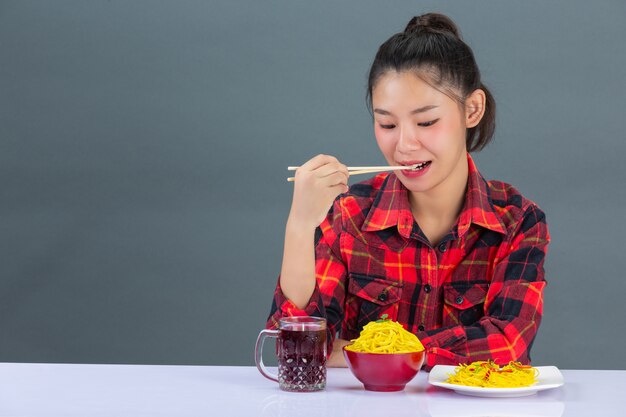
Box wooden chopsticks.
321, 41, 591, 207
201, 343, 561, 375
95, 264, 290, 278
287, 165, 417, 182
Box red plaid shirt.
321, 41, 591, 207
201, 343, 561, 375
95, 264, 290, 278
267, 153, 549, 368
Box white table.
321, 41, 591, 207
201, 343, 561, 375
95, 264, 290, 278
0, 363, 624, 416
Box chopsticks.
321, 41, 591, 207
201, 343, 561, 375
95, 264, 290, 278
287, 165, 417, 182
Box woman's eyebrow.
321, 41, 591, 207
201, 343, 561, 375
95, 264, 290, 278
373, 105, 439, 116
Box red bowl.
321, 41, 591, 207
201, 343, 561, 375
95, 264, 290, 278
343, 347, 425, 392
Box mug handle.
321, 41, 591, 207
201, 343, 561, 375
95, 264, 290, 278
255, 329, 280, 382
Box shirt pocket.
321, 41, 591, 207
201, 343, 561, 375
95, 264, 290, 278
346, 273, 402, 332
443, 283, 489, 327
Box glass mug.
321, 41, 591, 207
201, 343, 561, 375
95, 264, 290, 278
255, 316, 327, 392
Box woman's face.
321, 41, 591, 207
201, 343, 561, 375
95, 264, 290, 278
372, 71, 469, 195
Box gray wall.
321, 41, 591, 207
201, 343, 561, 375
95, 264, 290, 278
1, 0, 625, 369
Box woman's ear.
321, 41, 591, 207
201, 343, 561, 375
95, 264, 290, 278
465, 89, 486, 128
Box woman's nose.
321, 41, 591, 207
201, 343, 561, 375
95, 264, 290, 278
397, 125, 422, 152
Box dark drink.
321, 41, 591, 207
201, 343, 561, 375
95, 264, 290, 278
255, 316, 327, 392
277, 324, 327, 392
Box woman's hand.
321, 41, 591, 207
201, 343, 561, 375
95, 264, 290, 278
327, 338, 350, 368
288, 154, 349, 230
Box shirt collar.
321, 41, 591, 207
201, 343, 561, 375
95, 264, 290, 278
457, 153, 506, 237
361, 153, 506, 239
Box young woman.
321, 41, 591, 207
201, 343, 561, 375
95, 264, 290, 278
266, 13, 549, 369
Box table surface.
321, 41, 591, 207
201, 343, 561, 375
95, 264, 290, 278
0, 363, 624, 416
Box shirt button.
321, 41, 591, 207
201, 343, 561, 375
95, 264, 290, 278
455, 296, 464, 305
438, 243, 447, 252
378, 292, 388, 302
423, 284, 432, 293
418, 324, 425, 331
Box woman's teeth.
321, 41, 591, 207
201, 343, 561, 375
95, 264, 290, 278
410, 161, 431, 170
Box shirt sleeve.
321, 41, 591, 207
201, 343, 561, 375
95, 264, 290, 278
417, 205, 550, 368
266, 201, 348, 353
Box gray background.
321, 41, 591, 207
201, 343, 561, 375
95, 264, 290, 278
1, 0, 625, 369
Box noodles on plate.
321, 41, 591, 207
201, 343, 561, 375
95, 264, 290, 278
445, 360, 538, 388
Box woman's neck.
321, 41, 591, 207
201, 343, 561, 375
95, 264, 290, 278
408, 153, 469, 245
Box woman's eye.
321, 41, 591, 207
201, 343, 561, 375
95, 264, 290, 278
418, 119, 439, 127
379, 124, 396, 129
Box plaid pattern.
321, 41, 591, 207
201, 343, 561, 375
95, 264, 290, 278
267, 153, 549, 368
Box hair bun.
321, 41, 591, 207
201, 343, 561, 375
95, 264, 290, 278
404, 13, 462, 39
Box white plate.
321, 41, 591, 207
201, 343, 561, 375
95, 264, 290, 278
428, 365, 564, 398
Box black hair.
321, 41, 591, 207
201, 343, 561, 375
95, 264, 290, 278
366, 13, 495, 152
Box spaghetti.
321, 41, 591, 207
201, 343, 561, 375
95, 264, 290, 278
445, 360, 538, 388
344, 319, 424, 354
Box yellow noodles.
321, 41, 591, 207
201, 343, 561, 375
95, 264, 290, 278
445, 360, 538, 388
344, 319, 424, 354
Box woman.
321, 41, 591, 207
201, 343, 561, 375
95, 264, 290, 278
266, 13, 549, 369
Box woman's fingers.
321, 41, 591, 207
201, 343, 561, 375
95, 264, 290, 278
288, 155, 350, 229
320, 171, 349, 188
295, 155, 348, 186
315, 162, 349, 182
328, 182, 350, 195
299, 154, 339, 172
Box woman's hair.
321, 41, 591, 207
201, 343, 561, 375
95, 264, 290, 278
366, 13, 495, 152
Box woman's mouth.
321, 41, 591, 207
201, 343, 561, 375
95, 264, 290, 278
400, 161, 432, 177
